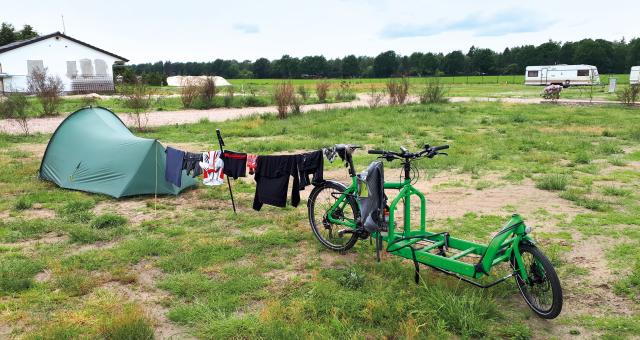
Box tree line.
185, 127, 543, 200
127, 38, 640, 81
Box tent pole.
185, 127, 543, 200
216, 129, 237, 214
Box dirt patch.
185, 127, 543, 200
102, 260, 196, 340
12, 144, 47, 159
563, 235, 637, 317
34, 270, 52, 283
19, 208, 56, 220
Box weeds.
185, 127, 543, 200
535, 174, 568, 191
0, 255, 43, 293
419, 80, 448, 104
27, 67, 64, 116
367, 85, 385, 108
120, 82, 152, 131
617, 84, 639, 105
315, 80, 330, 103
0, 92, 32, 135
180, 79, 200, 108
386, 77, 410, 105
274, 81, 294, 119
91, 214, 128, 229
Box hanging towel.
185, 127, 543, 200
165, 147, 185, 187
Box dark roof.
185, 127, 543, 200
0, 32, 128, 62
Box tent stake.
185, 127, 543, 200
216, 129, 237, 214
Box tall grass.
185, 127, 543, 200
535, 174, 568, 191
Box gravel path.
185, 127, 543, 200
0, 95, 631, 135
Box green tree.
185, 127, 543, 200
341, 55, 360, 78
18, 25, 38, 40
252, 58, 271, 78
470, 48, 496, 74
443, 50, 467, 75
628, 38, 640, 67
0, 23, 17, 46
300, 55, 328, 77
536, 41, 561, 65
373, 50, 399, 77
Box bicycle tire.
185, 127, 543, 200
307, 181, 360, 251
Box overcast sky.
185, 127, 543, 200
2, 0, 638, 63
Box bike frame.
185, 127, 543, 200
325, 158, 537, 284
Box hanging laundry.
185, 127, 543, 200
222, 150, 247, 179
165, 146, 186, 187
323, 146, 338, 163
297, 150, 324, 190
200, 151, 225, 186
183, 152, 203, 178
252, 155, 299, 211
246, 154, 257, 175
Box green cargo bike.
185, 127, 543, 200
307, 144, 563, 319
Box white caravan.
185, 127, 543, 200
524, 65, 600, 86
631, 66, 640, 85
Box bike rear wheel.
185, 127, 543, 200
511, 244, 563, 319
308, 181, 359, 251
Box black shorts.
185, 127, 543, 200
222, 150, 247, 179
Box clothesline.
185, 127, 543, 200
163, 130, 334, 212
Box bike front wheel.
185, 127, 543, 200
307, 181, 360, 252
511, 244, 563, 319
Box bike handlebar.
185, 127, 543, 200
368, 144, 449, 160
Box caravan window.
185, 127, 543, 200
527, 70, 539, 77
577, 69, 590, 76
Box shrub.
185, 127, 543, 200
0, 92, 31, 134
120, 82, 151, 131
27, 67, 64, 116
367, 85, 385, 108
198, 77, 218, 109
14, 196, 32, 210
274, 81, 294, 119
617, 84, 639, 105
223, 86, 235, 108
180, 79, 199, 108
297, 85, 309, 101
81, 94, 100, 107
316, 80, 330, 103
243, 95, 269, 107
335, 81, 356, 101
419, 80, 448, 104
535, 174, 568, 191
290, 95, 303, 115
91, 213, 127, 229
387, 77, 410, 105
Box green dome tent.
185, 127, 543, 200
39, 106, 196, 198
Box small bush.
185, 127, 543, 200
617, 84, 639, 105
81, 95, 100, 107
290, 95, 302, 115
223, 86, 235, 108
367, 85, 385, 108
14, 196, 32, 210
0, 92, 32, 134
419, 80, 448, 104
535, 174, 568, 191
297, 85, 309, 101
91, 214, 127, 229
573, 151, 591, 164
334, 81, 356, 101
387, 77, 410, 105
27, 67, 64, 116
243, 95, 269, 107
273, 81, 294, 119
120, 82, 152, 131
315, 80, 330, 103
180, 79, 199, 108
197, 77, 218, 109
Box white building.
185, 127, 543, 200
631, 66, 639, 85
0, 32, 128, 93
524, 64, 600, 87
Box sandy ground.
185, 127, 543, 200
1, 95, 633, 135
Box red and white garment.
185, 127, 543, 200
247, 154, 258, 175
200, 151, 225, 186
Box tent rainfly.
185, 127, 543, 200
39, 106, 196, 198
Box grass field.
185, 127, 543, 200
1, 102, 639, 338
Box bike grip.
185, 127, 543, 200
368, 150, 385, 155
433, 145, 449, 151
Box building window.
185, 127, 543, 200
27, 60, 44, 75
66, 61, 78, 78
577, 69, 590, 76
79, 59, 94, 77
527, 70, 539, 77
94, 59, 107, 76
